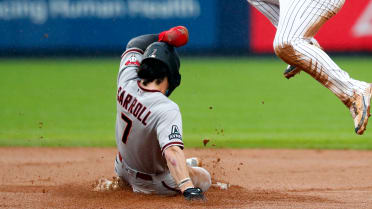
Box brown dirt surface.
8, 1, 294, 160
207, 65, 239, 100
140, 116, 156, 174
1, 148, 372, 208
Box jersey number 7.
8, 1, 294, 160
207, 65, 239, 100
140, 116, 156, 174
121, 113, 132, 144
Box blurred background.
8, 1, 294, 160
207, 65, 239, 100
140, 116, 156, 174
1, 0, 372, 55
1, 0, 372, 148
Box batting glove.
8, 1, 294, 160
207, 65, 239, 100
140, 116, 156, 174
183, 187, 205, 201
158, 26, 189, 48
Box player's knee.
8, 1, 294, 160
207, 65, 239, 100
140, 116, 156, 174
190, 167, 211, 192
273, 38, 298, 63
273, 39, 292, 57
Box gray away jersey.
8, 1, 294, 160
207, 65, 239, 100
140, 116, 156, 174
115, 48, 184, 175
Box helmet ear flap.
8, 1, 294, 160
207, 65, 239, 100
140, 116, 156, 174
166, 72, 181, 97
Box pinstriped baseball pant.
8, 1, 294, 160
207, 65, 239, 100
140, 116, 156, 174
248, 0, 369, 107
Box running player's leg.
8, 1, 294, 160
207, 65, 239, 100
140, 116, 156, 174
247, 0, 318, 79
274, 0, 371, 134
247, 0, 280, 26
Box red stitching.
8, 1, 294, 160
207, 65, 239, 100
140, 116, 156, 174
161, 142, 184, 153
121, 48, 144, 58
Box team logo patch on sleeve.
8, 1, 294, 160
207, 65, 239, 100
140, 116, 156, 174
168, 125, 182, 140
125, 55, 140, 66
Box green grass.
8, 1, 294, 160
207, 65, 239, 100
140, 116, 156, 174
0, 57, 371, 149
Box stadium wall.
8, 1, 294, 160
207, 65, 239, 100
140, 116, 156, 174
0, 0, 371, 56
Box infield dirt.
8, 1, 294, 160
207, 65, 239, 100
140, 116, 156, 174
1, 147, 372, 208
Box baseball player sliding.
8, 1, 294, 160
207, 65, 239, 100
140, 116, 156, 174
107, 26, 211, 200
247, 0, 372, 134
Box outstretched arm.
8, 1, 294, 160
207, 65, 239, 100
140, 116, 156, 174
126, 26, 189, 51
164, 146, 194, 191
164, 146, 204, 200
126, 34, 159, 51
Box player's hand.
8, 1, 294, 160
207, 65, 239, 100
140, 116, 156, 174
183, 187, 205, 201
158, 26, 189, 48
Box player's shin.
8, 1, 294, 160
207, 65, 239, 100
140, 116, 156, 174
275, 40, 369, 106
283, 38, 322, 79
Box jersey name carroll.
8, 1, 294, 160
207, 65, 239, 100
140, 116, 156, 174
117, 86, 151, 126
115, 48, 184, 174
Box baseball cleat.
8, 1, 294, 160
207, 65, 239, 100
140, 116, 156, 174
349, 84, 372, 135
186, 157, 202, 167
283, 65, 301, 79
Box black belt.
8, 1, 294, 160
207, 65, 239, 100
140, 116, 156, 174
136, 172, 153, 181
118, 152, 153, 181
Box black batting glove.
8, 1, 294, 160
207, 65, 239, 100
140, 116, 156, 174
183, 187, 205, 201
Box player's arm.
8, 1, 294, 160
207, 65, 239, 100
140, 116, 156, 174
164, 146, 194, 191
126, 34, 158, 52
157, 109, 204, 200
164, 146, 204, 200
118, 34, 158, 83
126, 25, 189, 51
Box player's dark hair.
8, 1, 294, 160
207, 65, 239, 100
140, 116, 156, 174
140, 42, 181, 97
138, 59, 169, 86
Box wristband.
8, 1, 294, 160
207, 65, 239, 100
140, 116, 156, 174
178, 177, 191, 188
